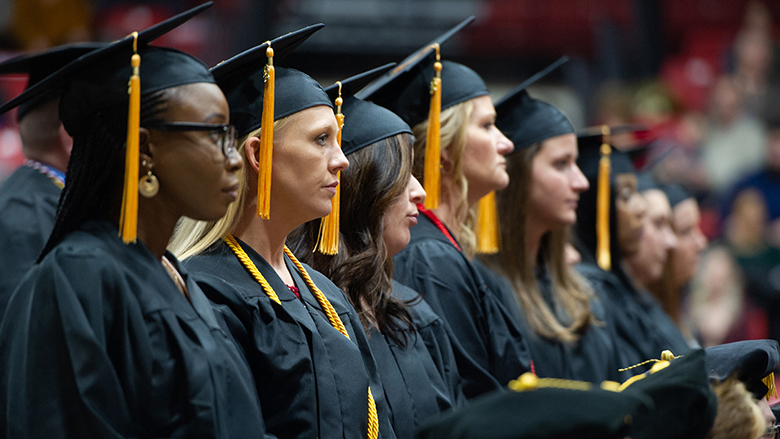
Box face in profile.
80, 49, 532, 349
626, 189, 678, 286
460, 95, 514, 203
529, 133, 589, 232
269, 105, 347, 225
147, 82, 243, 222
615, 173, 647, 257
382, 174, 426, 258
670, 198, 707, 287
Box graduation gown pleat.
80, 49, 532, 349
0, 221, 267, 439
367, 281, 465, 439
392, 213, 531, 399
184, 238, 395, 439
473, 260, 623, 383
0, 165, 60, 317
577, 262, 690, 376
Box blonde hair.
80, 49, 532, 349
706, 378, 765, 439
483, 142, 597, 343
169, 117, 294, 259
412, 99, 477, 257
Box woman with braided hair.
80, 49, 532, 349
0, 5, 268, 438
169, 28, 395, 439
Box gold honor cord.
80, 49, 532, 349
222, 235, 378, 438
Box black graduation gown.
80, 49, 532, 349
0, 220, 267, 439
0, 165, 60, 317
392, 213, 531, 399
472, 260, 623, 383
577, 262, 690, 376
184, 238, 395, 439
367, 281, 465, 439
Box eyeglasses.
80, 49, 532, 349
146, 122, 237, 159
766, 425, 780, 439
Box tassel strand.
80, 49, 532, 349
119, 32, 140, 244
257, 43, 275, 219
423, 43, 442, 209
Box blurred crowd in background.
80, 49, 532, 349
1, 0, 779, 348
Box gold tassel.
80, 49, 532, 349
316, 82, 343, 255
475, 191, 500, 254
596, 125, 611, 271
423, 43, 442, 209
257, 42, 275, 219
119, 32, 140, 244
764, 372, 777, 400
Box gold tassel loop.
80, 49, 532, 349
475, 191, 500, 254
423, 43, 442, 209
764, 372, 777, 400
120, 32, 141, 244
508, 372, 593, 393
316, 82, 343, 255
257, 42, 275, 219
596, 125, 611, 270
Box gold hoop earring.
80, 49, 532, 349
139, 161, 159, 198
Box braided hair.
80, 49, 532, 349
38, 89, 173, 261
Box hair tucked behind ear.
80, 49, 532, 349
170, 116, 294, 259
288, 133, 417, 347
411, 99, 476, 257
38, 88, 173, 261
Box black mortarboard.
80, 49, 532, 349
212, 24, 330, 137
324, 63, 412, 156
636, 172, 657, 192
620, 349, 718, 439
0, 2, 216, 245
705, 339, 779, 400
0, 42, 104, 120
658, 183, 692, 208
0, 2, 214, 118
417, 373, 652, 439
357, 16, 476, 210
495, 57, 574, 152
212, 24, 331, 220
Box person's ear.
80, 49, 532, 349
244, 136, 261, 173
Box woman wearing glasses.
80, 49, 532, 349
170, 29, 394, 439
0, 6, 267, 439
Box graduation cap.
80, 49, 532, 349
0, 2, 215, 245
0, 42, 104, 121
357, 16, 477, 210
311, 63, 411, 255
417, 372, 653, 439
212, 24, 331, 220
495, 57, 573, 152
658, 183, 693, 208
705, 339, 779, 400
619, 349, 718, 439
575, 126, 643, 271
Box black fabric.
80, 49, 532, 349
0, 220, 267, 438
356, 17, 480, 127
417, 384, 652, 439
0, 2, 214, 116
658, 183, 692, 208
705, 339, 780, 399
473, 260, 624, 383
621, 349, 717, 439
367, 281, 464, 439
183, 238, 396, 439
212, 25, 330, 137
494, 57, 574, 152
324, 64, 413, 156
392, 213, 531, 398
0, 166, 60, 317
636, 172, 657, 192
577, 263, 690, 377
0, 42, 103, 120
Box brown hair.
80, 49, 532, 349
706, 378, 765, 439
483, 142, 597, 343
287, 133, 417, 347
411, 100, 477, 257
